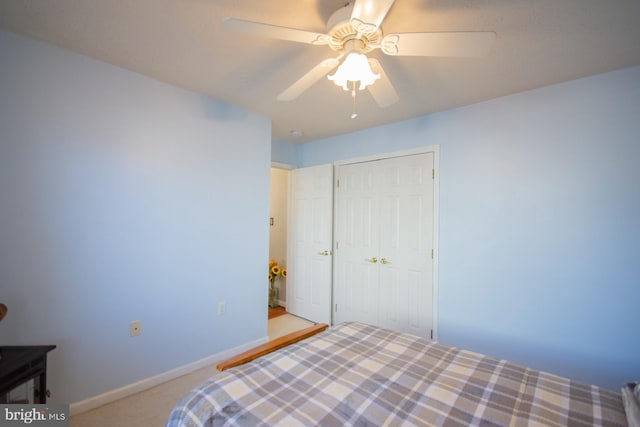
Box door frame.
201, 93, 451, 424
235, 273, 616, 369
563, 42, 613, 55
333, 145, 440, 340
270, 162, 295, 309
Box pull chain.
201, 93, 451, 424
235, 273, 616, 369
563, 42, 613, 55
351, 81, 358, 119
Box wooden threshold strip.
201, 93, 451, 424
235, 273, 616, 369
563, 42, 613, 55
216, 323, 329, 372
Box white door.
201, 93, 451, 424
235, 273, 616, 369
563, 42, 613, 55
334, 153, 435, 338
286, 164, 333, 324
376, 154, 434, 337
333, 161, 380, 326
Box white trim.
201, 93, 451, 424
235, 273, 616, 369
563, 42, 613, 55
332, 145, 440, 340
69, 336, 269, 416
271, 161, 296, 170
333, 145, 440, 166
432, 146, 440, 341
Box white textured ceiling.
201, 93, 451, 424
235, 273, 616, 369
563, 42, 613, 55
1, 0, 639, 143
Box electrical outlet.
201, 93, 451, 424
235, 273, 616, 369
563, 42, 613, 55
130, 320, 142, 337
218, 301, 226, 316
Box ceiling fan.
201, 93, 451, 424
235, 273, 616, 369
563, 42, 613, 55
222, 0, 496, 111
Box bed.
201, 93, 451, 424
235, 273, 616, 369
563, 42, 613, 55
166, 322, 631, 426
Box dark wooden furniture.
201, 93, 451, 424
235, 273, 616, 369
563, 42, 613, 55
0, 345, 56, 404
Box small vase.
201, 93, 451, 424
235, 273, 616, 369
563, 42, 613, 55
269, 282, 279, 308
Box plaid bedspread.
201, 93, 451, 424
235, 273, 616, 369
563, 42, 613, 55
166, 322, 627, 426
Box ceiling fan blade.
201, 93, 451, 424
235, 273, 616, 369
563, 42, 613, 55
277, 58, 340, 101
222, 17, 331, 46
381, 31, 496, 57
367, 58, 399, 108
351, 0, 395, 34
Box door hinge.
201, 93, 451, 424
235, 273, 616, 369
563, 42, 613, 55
336, 241, 339, 250
432, 169, 435, 179
431, 249, 434, 259
430, 329, 433, 340
336, 179, 340, 188
335, 303, 338, 312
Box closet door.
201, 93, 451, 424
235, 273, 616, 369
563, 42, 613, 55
333, 161, 380, 326
334, 153, 435, 338
377, 154, 434, 337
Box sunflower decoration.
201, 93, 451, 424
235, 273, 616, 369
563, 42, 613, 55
268, 259, 286, 285
268, 259, 286, 308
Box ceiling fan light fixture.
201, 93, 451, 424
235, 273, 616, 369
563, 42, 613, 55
328, 52, 380, 91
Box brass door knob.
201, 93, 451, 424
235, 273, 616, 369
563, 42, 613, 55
380, 258, 390, 264
366, 257, 378, 263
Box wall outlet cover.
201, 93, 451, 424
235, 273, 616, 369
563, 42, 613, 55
130, 320, 142, 337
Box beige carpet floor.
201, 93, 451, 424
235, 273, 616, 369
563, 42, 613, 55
70, 314, 315, 427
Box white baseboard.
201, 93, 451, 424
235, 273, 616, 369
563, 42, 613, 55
70, 335, 269, 416
277, 300, 286, 308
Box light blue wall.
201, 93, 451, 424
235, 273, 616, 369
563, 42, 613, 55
0, 31, 272, 404
298, 66, 640, 390
271, 138, 299, 166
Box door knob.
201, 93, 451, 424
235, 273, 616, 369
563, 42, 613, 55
366, 257, 378, 263
380, 257, 390, 264
319, 250, 330, 256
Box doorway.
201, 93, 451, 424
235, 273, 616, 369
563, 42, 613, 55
269, 167, 290, 313
268, 166, 318, 340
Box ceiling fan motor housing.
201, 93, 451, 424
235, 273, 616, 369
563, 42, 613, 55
326, 2, 382, 54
